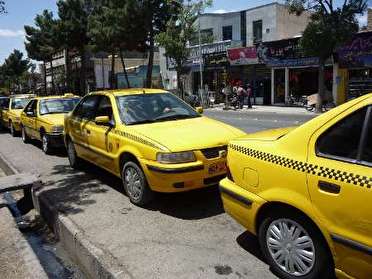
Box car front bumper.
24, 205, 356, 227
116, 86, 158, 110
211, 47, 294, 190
142, 158, 228, 193
219, 178, 266, 234
46, 133, 65, 147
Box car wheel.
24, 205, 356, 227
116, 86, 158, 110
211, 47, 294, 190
67, 140, 82, 169
122, 161, 154, 206
21, 126, 29, 143
41, 134, 51, 154
258, 210, 333, 279
9, 121, 16, 137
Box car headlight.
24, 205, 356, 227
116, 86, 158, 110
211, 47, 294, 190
51, 125, 64, 133
156, 151, 196, 164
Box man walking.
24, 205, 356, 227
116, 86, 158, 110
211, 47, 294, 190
237, 82, 246, 109
246, 83, 252, 109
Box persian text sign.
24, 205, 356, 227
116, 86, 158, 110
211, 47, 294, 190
338, 32, 372, 68
228, 47, 258, 65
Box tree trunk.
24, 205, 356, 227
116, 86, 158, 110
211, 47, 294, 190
50, 60, 56, 95
119, 50, 130, 88
43, 61, 47, 96
146, 27, 154, 88
80, 49, 87, 95
317, 58, 325, 113
110, 52, 116, 89
65, 49, 72, 93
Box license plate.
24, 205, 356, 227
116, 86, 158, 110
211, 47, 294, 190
208, 162, 227, 175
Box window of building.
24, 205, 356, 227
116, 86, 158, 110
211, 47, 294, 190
316, 107, 368, 161
222, 26, 232, 41
189, 28, 214, 46
253, 20, 263, 43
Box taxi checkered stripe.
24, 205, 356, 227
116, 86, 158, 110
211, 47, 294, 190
229, 144, 372, 189
113, 130, 162, 150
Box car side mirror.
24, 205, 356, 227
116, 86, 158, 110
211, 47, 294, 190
26, 111, 35, 117
195, 107, 203, 114
95, 116, 112, 126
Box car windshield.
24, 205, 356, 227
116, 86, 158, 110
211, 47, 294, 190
11, 98, 30, 109
40, 98, 80, 115
116, 93, 200, 125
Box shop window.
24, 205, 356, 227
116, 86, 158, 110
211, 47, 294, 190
253, 20, 263, 43
222, 26, 232, 41
316, 107, 368, 161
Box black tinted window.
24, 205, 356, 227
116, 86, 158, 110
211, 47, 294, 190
73, 96, 99, 120
95, 96, 113, 120
25, 100, 37, 115
317, 108, 367, 160
361, 112, 372, 164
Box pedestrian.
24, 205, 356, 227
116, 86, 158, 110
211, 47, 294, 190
246, 83, 252, 109
222, 82, 232, 110
237, 82, 246, 109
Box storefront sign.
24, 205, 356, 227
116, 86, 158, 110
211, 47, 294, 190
227, 47, 258, 65
257, 38, 319, 67
204, 52, 229, 68
338, 31, 372, 68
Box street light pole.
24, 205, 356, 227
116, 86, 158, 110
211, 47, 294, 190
198, 11, 203, 94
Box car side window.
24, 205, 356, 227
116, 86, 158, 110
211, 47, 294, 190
316, 107, 368, 161
95, 96, 113, 121
24, 100, 37, 115
73, 95, 99, 120
361, 110, 372, 164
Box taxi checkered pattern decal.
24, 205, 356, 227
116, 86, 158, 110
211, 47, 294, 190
113, 130, 164, 150
229, 144, 372, 189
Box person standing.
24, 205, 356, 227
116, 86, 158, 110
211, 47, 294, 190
246, 83, 252, 109
237, 82, 246, 109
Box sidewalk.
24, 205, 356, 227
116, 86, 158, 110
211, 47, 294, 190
206, 103, 320, 115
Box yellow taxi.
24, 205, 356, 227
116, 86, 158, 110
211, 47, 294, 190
220, 93, 372, 279
0, 94, 34, 136
20, 94, 80, 154
64, 89, 245, 205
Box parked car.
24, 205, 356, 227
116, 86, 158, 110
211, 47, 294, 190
0, 94, 34, 136
220, 93, 372, 279
64, 89, 245, 206
20, 94, 81, 154
0, 96, 10, 130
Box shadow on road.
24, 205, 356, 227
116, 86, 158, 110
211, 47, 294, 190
37, 160, 224, 220
236, 231, 267, 264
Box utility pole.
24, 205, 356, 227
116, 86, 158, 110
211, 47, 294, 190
198, 10, 203, 93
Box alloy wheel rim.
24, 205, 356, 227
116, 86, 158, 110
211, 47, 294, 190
68, 143, 75, 164
10, 124, 14, 135
125, 167, 142, 201
266, 218, 315, 276
22, 128, 26, 141
42, 135, 48, 152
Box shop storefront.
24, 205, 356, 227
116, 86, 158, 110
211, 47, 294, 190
337, 31, 372, 101
227, 47, 271, 105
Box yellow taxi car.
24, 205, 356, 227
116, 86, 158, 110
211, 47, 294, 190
220, 93, 372, 279
20, 94, 80, 154
0, 94, 34, 136
64, 89, 245, 205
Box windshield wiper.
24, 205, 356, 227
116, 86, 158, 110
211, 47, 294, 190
127, 119, 155, 125
154, 114, 198, 122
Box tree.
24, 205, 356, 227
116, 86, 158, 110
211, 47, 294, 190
58, 0, 94, 95
25, 10, 61, 95
286, 0, 367, 111
156, 0, 211, 98
142, 0, 181, 88
1, 50, 31, 93
0, 1, 5, 14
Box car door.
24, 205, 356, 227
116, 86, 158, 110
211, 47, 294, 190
84, 95, 115, 170
307, 103, 372, 278
0, 98, 9, 127
68, 95, 100, 161
22, 100, 38, 138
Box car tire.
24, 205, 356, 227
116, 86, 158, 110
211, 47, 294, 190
121, 161, 154, 206
41, 134, 51, 154
258, 209, 334, 279
9, 121, 16, 137
66, 140, 82, 169
21, 126, 30, 143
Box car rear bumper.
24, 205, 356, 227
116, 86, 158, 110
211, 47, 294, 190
219, 178, 266, 234
142, 159, 227, 193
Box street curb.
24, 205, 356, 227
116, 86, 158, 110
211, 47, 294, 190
0, 151, 132, 279
31, 189, 132, 279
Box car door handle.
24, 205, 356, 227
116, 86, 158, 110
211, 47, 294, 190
318, 181, 341, 194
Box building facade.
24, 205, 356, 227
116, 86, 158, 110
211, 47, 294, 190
159, 2, 311, 104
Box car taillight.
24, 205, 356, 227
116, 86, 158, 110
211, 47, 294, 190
226, 163, 234, 182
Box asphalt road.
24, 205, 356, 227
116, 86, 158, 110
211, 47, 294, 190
0, 110, 315, 279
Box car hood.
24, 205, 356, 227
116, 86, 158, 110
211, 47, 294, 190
130, 116, 245, 152
40, 113, 66, 126
238, 127, 297, 142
